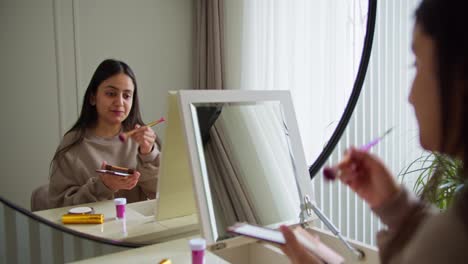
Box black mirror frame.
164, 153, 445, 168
309, 0, 377, 179
0, 194, 141, 248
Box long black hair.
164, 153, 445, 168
52, 59, 145, 164
415, 0, 468, 223
415, 0, 467, 169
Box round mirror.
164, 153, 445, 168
0, 0, 376, 247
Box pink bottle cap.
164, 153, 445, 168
189, 238, 206, 251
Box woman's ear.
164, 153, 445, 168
90, 94, 96, 106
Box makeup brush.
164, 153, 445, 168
323, 127, 394, 181
118, 117, 166, 142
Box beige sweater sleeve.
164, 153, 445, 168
48, 136, 115, 208
135, 145, 160, 200
48, 131, 160, 208
372, 188, 435, 264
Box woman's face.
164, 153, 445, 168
92, 73, 134, 127
409, 23, 441, 151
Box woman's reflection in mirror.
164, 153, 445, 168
47, 59, 161, 209
281, 0, 468, 263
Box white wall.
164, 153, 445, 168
223, 0, 243, 90
0, 0, 194, 209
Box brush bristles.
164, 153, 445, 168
118, 133, 127, 142
323, 166, 338, 181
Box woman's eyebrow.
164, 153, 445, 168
105, 85, 119, 90
105, 85, 133, 93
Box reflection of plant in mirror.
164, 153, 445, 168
399, 153, 464, 210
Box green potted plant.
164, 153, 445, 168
399, 152, 464, 210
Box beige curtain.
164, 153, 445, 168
194, 0, 224, 90
194, 0, 258, 238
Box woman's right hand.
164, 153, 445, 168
98, 161, 140, 192
280, 225, 323, 264
338, 147, 401, 208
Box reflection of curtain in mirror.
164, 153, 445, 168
205, 104, 300, 230
204, 129, 258, 231
194, 0, 232, 236
238, 0, 368, 164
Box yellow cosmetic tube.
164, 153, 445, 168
61, 214, 104, 224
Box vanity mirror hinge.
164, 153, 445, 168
299, 195, 314, 225
301, 195, 365, 260
210, 242, 227, 251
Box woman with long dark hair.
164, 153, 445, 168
281, 0, 468, 262
48, 59, 160, 208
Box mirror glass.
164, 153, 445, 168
196, 102, 300, 241
179, 90, 315, 244
0, 0, 371, 246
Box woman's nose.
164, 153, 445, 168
114, 94, 124, 105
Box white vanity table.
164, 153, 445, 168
34, 199, 199, 244
36, 90, 379, 263
69, 237, 230, 264
35, 202, 378, 263
67, 226, 378, 264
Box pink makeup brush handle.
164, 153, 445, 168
359, 138, 380, 152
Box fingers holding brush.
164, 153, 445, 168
118, 117, 165, 143
131, 124, 157, 155
338, 148, 400, 208
322, 149, 354, 181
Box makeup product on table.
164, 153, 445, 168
118, 117, 166, 142
323, 128, 394, 181
158, 259, 172, 264
114, 198, 127, 219
62, 214, 104, 224
189, 238, 206, 264
68, 206, 94, 214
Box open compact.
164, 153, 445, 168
68, 206, 95, 215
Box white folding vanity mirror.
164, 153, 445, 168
177, 90, 316, 246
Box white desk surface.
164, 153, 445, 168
69, 237, 229, 264
34, 199, 199, 244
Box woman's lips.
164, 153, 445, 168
111, 110, 124, 116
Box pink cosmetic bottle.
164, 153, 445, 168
189, 238, 206, 264
114, 198, 127, 219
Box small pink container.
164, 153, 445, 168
189, 238, 206, 264
114, 198, 127, 219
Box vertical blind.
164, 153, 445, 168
227, 0, 424, 247
313, 0, 424, 246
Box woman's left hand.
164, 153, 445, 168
280, 225, 323, 264
130, 124, 157, 155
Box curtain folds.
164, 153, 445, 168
195, 0, 258, 239
195, 0, 225, 90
